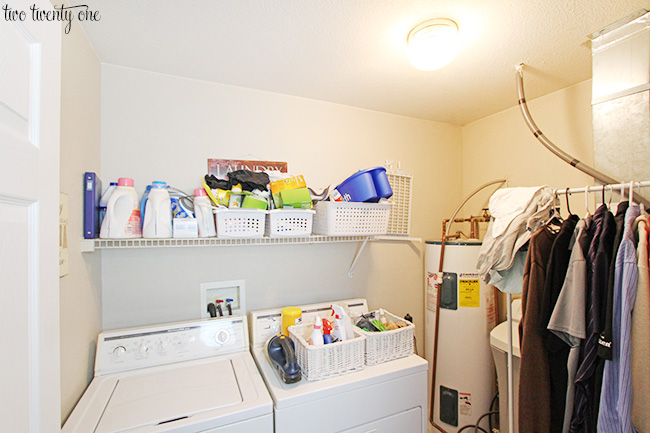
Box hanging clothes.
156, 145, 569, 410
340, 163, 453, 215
571, 203, 616, 433
597, 204, 640, 433
477, 186, 555, 293
598, 201, 629, 360
539, 214, 580, 433
548, 216, 594, 433
631, 210, 650, 433
519, 225, 558, 433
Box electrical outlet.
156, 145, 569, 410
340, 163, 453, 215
200, 280, 246, 318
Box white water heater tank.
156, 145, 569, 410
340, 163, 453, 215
425, 240, 497, 432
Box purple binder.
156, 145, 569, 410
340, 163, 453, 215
83, 172, 102, 239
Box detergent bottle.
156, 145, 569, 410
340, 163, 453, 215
194, 188, 216, 237
142, 181, 172, 238
100, 177, 142, 239
98, 181, 117, 226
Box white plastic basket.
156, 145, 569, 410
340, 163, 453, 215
265, 209, 315, 238
289, 322, 365, 380
312, 202, 391, 236
354, 310, 415, 365
214, 209, 266, 238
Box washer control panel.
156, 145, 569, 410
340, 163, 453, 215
95, 316, 248, 375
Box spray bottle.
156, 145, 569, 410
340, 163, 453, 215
322, 318, 334, 344
332, 308, 346, 342
331, 305, 354, 340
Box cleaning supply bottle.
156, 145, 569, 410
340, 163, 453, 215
308, 317, 324, 346
98, 181, 117, 226
322, 318, 334, 344
332, 305, 355, 340
281, 307, 302, 337
194, 188, 216, 237
143, 181, 172, 238
139, 184, 152, 229
100, 177, 142, 239
332, 310, 346, 342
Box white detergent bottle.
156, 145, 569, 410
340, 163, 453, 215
308, 317, 324, 346
143, 181, 172, 238
98, 181, 117, 227
194, 188, 216, 237
100, 177, 142, 238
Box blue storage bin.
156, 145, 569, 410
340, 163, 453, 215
336, 167, 393, 203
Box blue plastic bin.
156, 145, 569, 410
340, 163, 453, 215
336, 167, 393, 203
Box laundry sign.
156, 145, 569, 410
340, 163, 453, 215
208, 159, 287, 178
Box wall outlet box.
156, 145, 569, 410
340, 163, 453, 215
200, 279, 246, 318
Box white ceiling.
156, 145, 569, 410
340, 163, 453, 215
70, 0, 649, 125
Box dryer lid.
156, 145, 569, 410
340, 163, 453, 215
95, 359, 241, 433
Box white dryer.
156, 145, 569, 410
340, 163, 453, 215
250, 298, 429, 433
63, 315, 273, 433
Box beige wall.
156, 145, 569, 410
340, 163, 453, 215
461, 79, 596, 216
58, 25, 103, 422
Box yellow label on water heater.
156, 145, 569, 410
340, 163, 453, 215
458, 278, 480, 308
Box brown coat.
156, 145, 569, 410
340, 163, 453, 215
519, 226, 557, 433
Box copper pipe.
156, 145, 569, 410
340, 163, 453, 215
429, 180, 504, 431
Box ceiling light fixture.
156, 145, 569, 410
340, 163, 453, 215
407, 18, 459, 71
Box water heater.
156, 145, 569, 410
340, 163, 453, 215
425, 240, 497, 431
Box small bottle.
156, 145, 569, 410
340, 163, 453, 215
281, 307, 302, 337
194, 188, 216, 237
308, 317, 324, 346
322, 318, 334, 344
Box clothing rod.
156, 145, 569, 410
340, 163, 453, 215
554, 180, 650, 196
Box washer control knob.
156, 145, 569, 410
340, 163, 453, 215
214, 329, 230, 345
113, 346, 126, 357
139, 344, 150, 354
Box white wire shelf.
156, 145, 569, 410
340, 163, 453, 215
80, 235, 378, 252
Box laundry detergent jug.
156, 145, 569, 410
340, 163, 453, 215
142, 181, 172, 238
100, 177, 142, 238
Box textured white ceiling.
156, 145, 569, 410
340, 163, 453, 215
69, 0, 650, 125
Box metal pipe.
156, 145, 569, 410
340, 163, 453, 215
515, 64, 619, 184
515, 64, 650, 211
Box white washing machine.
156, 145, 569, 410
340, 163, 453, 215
63, 315, 273, 433
250, 298, 429, 433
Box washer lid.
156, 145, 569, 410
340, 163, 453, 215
96, 359, 241, 433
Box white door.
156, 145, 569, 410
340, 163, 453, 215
0, 0, 62, 431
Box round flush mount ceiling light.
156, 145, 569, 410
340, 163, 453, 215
407, 18, 460, 71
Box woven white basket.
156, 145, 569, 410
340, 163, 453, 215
289, 322, 365, 380
354, 310, 415, 365
214, 209, 266, 238
265, 209, 315, 238
312, 202, 391, 236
